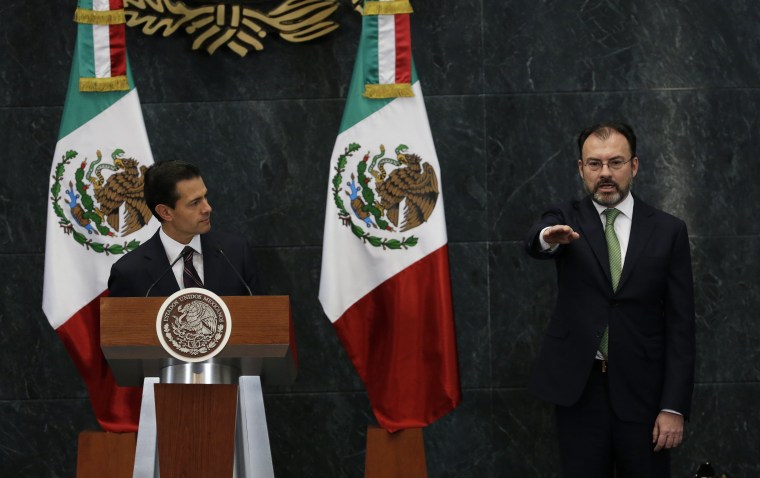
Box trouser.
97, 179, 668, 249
555, 360, 670, 478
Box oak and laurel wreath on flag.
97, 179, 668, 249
50, 150, 141, 255
331, 143, 418, 250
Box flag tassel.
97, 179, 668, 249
363, 83, 414, 99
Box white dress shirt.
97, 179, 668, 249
159, 227, 205, 288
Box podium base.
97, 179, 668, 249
132, 375, 274, 477
365, 426, 427, 478
76, 430, 136, 478
155, 383, 238, 477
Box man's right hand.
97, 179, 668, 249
542, 225, 580, 245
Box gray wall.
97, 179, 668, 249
1, 1, 759, 476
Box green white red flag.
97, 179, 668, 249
42, 0, 158, 432
319, 0, 461, 432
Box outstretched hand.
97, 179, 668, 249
542, 225, 580, 245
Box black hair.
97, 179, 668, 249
143, 160, 202, 222
577, 122, 637, 158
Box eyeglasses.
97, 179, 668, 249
583, 157, 633, 171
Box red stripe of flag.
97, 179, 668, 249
394, 14, 412, 84
332, 245, 460, 432
109, 0, 127, 77
56, 291, 141, 432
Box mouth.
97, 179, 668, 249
596, 181, 618, 194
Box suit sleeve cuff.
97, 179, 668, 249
660, 409, 682, 416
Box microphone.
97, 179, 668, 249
145, 252, 185, 297
214, 245, 253, 296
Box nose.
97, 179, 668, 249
202, 198, 212, 214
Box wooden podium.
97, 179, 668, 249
99, 295, 296, 478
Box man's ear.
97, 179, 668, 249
155, 204, 173, 222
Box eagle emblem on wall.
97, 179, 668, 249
124, 0, 362, 56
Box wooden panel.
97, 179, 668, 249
101, 295, 291, 358
365, 426, 427, 478
155, 384, 238, 478
100, 295, 297, 386
76, 431, 136, 478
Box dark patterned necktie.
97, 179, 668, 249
181, 246, 203, 288
599, 208, 621, 359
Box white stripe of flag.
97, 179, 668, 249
92, 0, 113, 79
377, 15, 396, 85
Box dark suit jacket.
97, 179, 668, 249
108, 229, 259, 297
525, 194, 695, 423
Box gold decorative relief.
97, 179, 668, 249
124, 0, 356, 56
349, 0, 362, 14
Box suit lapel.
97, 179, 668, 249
200, 233, 222, 292
575, 196, 611, 285
143, 231, 181, 296
618, 195, 656, 292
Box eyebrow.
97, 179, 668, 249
185, 191, 208, 205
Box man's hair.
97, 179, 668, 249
144, 160, 202, 222
577, 122, 637, 158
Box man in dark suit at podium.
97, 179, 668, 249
108, 160, 258, 297
525, 122, 695, 478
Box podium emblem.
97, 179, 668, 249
156, 288, 232, 362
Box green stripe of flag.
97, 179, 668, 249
77, 23, 96, 79
363, 15, 379, 85
58, 39, 135, 140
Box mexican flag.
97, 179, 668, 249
319, 0, 461, 432
42, 0, 158, 432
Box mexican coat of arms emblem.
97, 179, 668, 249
50, 148, 153, 254
331, 143, 439, 250
156, 288, 232, 362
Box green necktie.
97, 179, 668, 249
599, 208, 621, 359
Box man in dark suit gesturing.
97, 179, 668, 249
108, 160, 258, 297
525, 123, 695, 477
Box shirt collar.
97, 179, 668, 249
591, 191, 634, 219
159, 226, 203, 263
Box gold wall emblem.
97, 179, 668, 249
124, 0, 362, 56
